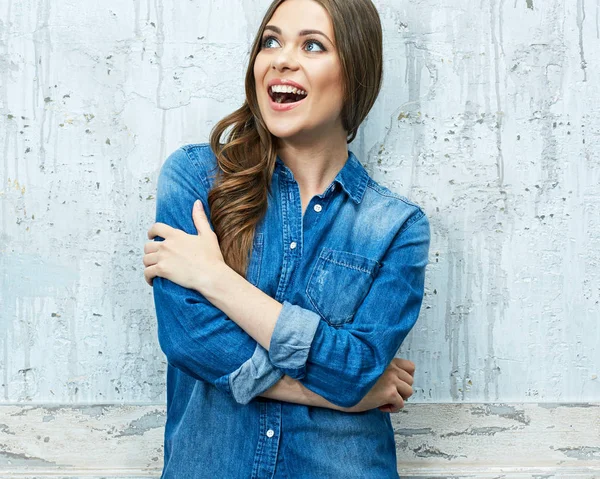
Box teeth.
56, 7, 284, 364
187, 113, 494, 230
270, 84, 307, 96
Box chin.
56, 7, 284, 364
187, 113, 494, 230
262, 117, 303, 137
265, 125, 311, 141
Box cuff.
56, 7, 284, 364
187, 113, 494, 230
268, 300, 321, 380
227, 342, 285, 405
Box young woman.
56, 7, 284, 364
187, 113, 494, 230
142, 0, 430, 477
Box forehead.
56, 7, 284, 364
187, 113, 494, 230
268, 0, 334, 36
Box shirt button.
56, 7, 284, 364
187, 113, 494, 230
266, 429, 274, 438
290, 242, 297, 249
314, 204, 322, 212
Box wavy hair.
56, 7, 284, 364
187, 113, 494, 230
208, 0, 383, 278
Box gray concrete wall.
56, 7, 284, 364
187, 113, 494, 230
0, 0, 598, 476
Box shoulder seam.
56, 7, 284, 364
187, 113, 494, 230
365, 180, 422, 209
178, 144, 213, 190
181, 142, 211, 152
399, 208, 427, 235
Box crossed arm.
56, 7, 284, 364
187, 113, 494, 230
148, 147, 428, 410
176, 247, 349, 410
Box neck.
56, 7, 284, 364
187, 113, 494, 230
276, 129, 349, 196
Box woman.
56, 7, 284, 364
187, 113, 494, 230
143, 0, 430, 477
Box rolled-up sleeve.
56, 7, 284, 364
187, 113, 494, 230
153, 146, 284, 405
268, 210, 431, 408
267, 302, 321, 380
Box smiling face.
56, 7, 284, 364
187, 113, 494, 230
253, 0, 346, 143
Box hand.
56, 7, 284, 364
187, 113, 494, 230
344, 358, 415, 414
143, 199, 225, 291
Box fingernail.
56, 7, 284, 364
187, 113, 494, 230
195, 199, 201, 210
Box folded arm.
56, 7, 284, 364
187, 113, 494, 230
270, 211, 431, 408
152, 146, 285, 405
153, 146, 429, 411
203, 201, 431, 409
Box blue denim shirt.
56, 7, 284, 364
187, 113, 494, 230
152, 143, 430, 478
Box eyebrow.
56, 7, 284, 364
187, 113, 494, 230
263, 25, 334, 46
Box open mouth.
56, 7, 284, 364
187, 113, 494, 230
268, 85, 308, 104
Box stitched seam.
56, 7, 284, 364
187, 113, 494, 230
306, 258, 326, 320
365, 181, 422, 208
398, 209, 427, 235
252, 233, 264, 286
320, 248, 381, 273
321, 258, 377, 275
180, 144, 213, 191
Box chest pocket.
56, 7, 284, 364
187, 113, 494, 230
306, 248, 381, 327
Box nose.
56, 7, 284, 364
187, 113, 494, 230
271, 45, 299, 72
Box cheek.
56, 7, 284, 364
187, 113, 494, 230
253, 57, 266, 90
253, 65, 259, 87
315, 78, 344, 109
312, 64, 344, 100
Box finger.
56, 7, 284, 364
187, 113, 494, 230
393, 357, 416, 373
397, 367, 414, 386
390, 362, 415, 385
144, 241, 160, 254
144, 264, 162, 284
143, 251, 160, 267
192, 200, 208, 234
144, 266, 155, 286
396, 380, 414, 400
392, 358, 416, 375
391, 396, 404, 412
148, 222, 174, 240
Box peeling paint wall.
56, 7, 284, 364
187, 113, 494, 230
0, 403, 598, 476
0, 0, 598, 419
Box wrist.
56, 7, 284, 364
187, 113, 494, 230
260, 375, 352, 412
291, 377, 347, 412
197, 260, 233, 299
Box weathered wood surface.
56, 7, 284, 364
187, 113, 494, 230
0, 403, 598, 477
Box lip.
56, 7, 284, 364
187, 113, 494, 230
266, 78, 309, 112
268, 91, 308, 111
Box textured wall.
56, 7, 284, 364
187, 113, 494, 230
0, 403, 598, 477
1, 0, 598, 410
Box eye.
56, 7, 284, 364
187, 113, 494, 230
305, 39, 325, 52
260, 35, 326, 53
261, 35, 279, 49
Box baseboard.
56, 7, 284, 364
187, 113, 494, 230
0, 403, 598, 478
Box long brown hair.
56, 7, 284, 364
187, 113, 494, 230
208, 0, 383, 278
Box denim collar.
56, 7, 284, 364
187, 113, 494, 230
275, 150, 368, 204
